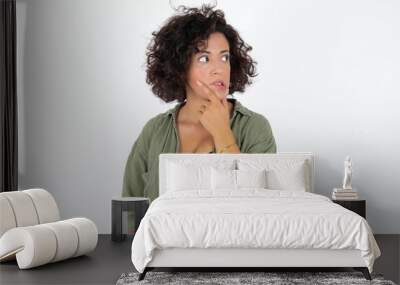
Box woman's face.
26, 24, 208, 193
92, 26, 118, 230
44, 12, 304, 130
186, 32, 231, 101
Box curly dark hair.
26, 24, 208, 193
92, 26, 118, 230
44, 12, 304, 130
145, 4, 258, 103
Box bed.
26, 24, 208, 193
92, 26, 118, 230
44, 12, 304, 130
130, 153, 381, 281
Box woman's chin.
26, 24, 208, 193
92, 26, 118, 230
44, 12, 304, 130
194, 89, 227, 101
217, 92, 228, 100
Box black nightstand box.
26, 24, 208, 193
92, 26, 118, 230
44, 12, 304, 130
111, 197, 150, 242
332, 199, 366, 219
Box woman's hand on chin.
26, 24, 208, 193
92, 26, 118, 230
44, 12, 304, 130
196, 80, 230, 137
196, 80, 239, 153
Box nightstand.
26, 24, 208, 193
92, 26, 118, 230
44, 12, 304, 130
332, 199, 366, 219
111, 197, 149, 242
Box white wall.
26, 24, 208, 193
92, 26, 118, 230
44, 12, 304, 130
16, 0, 400, 234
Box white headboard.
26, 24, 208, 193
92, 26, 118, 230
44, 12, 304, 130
159, 152, 315, 195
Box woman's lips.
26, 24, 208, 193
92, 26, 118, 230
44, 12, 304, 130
210, 80, 226, 91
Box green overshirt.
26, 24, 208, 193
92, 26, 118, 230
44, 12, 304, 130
122, 98, 276, 202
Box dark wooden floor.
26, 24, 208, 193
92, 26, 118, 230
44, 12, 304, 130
0, 235, 135, 285
0, 234, 398, 285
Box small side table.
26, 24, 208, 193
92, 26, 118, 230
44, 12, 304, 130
332, 199, 366, 219
111, 197, 149, 242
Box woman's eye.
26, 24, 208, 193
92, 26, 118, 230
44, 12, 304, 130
198, 55, 209, 63
222, 54, 230, 62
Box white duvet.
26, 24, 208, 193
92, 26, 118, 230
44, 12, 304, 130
131, 189, 381, 273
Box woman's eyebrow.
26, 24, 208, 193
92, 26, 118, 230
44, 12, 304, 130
196, 49, 230, 54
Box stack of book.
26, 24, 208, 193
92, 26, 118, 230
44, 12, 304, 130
332, 188, 359, 200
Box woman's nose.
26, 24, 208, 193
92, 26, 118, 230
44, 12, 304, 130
210, 64, 223, 75
209, 57, 228, 76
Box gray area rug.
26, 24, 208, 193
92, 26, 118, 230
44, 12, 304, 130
116, 271, 397, 285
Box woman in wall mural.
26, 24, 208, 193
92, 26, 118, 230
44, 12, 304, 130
122, 4, 276, 231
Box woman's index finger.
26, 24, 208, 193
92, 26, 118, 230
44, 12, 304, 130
196, 80, 220, 103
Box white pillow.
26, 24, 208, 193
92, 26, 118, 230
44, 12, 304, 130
211, 168, 268, 190
238, 159, 308, 191
211, 168, 237, 190
266, 165, 306, 191
236, 169, 268, 189
166, 162, 211, 192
